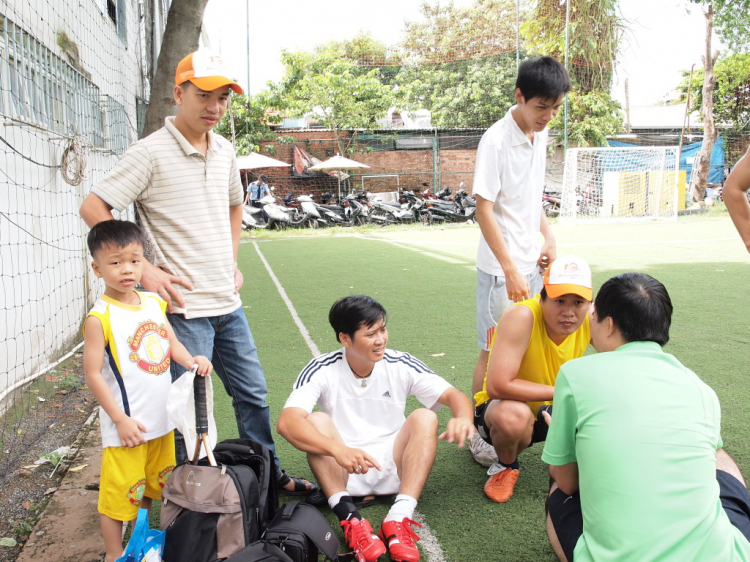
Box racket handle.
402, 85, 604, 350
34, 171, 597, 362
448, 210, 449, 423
193, 371, 209, 434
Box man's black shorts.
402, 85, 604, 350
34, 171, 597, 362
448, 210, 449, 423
474, 400, 550, 448
547, 469, 750, 561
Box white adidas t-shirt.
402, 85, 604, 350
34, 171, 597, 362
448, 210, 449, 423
85, 291, 175, 448
284, 348, 452, 448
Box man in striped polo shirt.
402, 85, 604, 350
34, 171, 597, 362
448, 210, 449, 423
79, 50, 316, 496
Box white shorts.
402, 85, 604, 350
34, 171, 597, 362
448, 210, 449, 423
345, 432, 400, 497
476, 268, 544, 350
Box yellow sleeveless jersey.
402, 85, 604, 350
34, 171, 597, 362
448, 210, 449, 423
474, 295, 590, 413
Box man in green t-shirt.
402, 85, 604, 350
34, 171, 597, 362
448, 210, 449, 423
542, 272, 750, 562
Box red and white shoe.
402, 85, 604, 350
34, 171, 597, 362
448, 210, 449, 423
378, 518, 422, 562
340, 518, 386, 562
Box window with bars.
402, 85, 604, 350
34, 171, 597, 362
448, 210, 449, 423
0, 13, 105, 146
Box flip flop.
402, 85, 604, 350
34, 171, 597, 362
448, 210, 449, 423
277, 470, 319, 496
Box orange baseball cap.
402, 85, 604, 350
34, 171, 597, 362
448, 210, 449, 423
175, 51, 243, 94
543, 255, 593, 301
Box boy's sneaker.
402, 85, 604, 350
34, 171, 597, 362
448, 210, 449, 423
378, 518, 422, 562
484, 464, 520, 503
469, 433, 498, 467
340, 518, 386, 562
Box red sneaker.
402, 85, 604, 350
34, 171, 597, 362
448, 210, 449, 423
378, 518, 422, 562
340, 518, 386, 562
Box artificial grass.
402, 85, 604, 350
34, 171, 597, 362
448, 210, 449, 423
208, 217, 750, 561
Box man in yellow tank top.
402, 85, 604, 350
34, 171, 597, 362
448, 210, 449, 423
474, 256, 592, 503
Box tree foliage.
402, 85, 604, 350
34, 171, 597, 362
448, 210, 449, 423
551, 91, 623, 147
521, 0, 624, 93
215, 92, 293, 156
678, 53, 750, 131
694, 0, 750, 53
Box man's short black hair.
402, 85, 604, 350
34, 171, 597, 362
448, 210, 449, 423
329, 295, 387, 343
87, 220, 146, 258
594, 272, 672, 346
516, 56, 572, 103
259, 174, 267, 182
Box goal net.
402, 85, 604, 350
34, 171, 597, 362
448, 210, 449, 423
559, 147, 682, 225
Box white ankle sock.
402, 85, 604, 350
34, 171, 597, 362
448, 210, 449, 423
328, 491, 347, 510
385, 494, 418, 522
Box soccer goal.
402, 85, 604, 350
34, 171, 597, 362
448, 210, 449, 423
559, 146, 683, 225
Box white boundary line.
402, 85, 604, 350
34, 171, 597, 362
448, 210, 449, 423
253, 242, 320, 357
253, 241, 447, 562
358, 235, 741, 247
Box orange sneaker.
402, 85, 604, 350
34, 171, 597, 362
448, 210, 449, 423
484, 467, 520, 503
340, 518, 386, 562
378, 518, 422, 562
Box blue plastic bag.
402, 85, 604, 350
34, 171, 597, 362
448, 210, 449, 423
115, 508, 165, 562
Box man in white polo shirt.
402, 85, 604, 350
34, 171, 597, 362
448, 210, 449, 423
79, 50, 315, 496
470, 56, 572, 466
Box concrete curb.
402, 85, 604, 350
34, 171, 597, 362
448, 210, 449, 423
17, 411, 104, 562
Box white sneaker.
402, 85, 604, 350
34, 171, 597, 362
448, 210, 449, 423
469, 433, 498, 467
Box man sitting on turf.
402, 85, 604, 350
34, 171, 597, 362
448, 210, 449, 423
277, 295, 475, 562
543, 272, 750, 561
475, 255, 591, 503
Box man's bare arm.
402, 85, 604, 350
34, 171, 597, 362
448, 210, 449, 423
276, 408, 380, 473
475, 195, 530, 302
485, 305, 555, 403
549, 462, 579, 495
538, 208, 557, 268
724, 148, 750, 252
229, 204, 244, 293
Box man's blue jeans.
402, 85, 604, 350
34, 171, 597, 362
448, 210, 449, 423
168, 306, 280, 474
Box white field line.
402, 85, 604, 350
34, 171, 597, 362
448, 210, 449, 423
358, 235, 740, 248
253, 242, 320, 357
253, 241, 447, 562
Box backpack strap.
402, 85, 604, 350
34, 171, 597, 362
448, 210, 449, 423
268, 501, 340, 560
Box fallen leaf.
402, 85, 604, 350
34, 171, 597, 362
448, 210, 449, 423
22, 501, 30, 509
44, 376, 58, 382
56, 390, 67, 395
430, 353, 445, 357
30, 389, 38, 394
43, 488, 57, 496
68, 464, 88, 473
16, 429, 22, 435
0, 537, 17, 547
37, 397, 45, 402
48, 423, 55, 429
21, 465, 38, 470
54, 404, 62, 408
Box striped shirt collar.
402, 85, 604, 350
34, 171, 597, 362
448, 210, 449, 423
164, 116, 220, 156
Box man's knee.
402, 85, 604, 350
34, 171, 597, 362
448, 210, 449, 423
488, 400, 534, 439
307, 412, 337, 436
405, 408, 438, 432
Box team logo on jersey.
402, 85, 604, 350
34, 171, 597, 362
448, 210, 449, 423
158, 465, 175, 488
127, 320, 171, 374
126, 478, 146, 505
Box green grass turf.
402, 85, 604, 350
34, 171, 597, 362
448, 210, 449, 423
209, 215, 749, 561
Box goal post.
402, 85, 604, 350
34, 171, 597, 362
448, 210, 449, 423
559, 146, 683, 225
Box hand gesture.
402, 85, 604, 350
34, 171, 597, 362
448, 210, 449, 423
333, 444, 382, 475
116, 416, 147, 448
439, 416, 476, 448
504, 265, 530, 303
141, 262, 193, 313
234, 266, 244, 294
192, 356, 213, 376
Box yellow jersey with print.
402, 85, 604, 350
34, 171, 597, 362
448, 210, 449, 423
84, 291, 175, 448
474, 295, 590, 413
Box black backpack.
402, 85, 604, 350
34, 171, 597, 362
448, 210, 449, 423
160, 438, 279, 562
263, 501, 340, 562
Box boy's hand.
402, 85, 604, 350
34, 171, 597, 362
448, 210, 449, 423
192, 356, 213, 376
115, 416, 147, 448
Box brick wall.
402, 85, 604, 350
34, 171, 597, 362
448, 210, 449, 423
246, 130, 481, 202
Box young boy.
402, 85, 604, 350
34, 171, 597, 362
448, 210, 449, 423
470, 56, 571, 466
82, 219, 212, 562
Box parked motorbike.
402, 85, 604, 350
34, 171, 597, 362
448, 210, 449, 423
423, 187, 476, 224
542, 189, 561, 217
368, 191, 415, 224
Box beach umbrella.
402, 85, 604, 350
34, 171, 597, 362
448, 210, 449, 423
308, 154, 370, 200
236, 152, 291, 170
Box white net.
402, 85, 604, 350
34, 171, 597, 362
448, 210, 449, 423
559, 147, 682, 225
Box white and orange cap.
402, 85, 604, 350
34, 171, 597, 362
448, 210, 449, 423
543, 255, 593, 301
175, 51, 243, 94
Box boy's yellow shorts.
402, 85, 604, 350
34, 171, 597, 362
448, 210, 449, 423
98, 431, 175, 521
